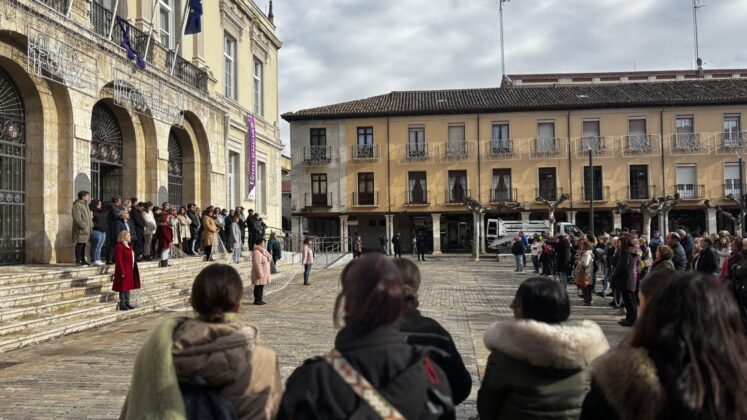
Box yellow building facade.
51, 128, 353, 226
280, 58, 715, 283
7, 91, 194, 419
0, 0, 283, 264
285, 70, 747, 253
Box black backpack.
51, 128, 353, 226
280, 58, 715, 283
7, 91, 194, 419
180, 376, 237, 420
727, 253, 747, 324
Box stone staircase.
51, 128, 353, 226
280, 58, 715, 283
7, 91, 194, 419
0, 253, 299, 353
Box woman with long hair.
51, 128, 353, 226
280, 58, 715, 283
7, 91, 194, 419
201, 206, 217, 261
478, 277, 609, 419
581, 272, 747, 419
120, 264, 282, 419
301, 236, 314, 286
89, 199, 108, 266
278, 254, 454, 419
113, 230, 140, 310
251, 238, 272, 305
176, 206, 191, 252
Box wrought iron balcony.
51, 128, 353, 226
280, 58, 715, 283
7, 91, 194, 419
400, 143, 431, 163
445, 189, 470, 204
530, 138, 567, 159
717, 132, 747, 154
670, 133, 708, 155
167, 51, 208, 93
34, 0, 68, 14
304, 192, 332, 208
490, 188, 518, 203
724, 183, 743, 199
575, 136, 613, 159
621, 134, 661, 157
301, 146, 334, 167
405, 190, 429, 205
90, 1, 153, 62
536, 187, 562, 202
352, 191, 379, 206
674, 184, 705, 200
581, 185, 610, 202
627, 184, 656, 200
440, 141, 475, 161
350, 144, 380, 162
485, 139, 517, 160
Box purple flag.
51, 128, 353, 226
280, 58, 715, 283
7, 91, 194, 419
247, 115, 257, 198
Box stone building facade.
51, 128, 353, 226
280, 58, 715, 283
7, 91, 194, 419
0, 0, 283, 264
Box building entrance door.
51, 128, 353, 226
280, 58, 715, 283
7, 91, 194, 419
0, 67, 26, 264
90, 103, 123, 201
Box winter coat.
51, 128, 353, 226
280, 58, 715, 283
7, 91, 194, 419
251, 246, 272, 286
478, 319, 609, 420
202, 215, 217, 246
114, 219, 137, 241
278, 326, 453, 420
555, 239, 572, 272
267, 238, 282, 261
302, 244, 314, 265
157, 224, 173, 251
71, 199, 92, 244
113, 242, 140, 292
649, 236, 662, 257
130, 208, 146, 238
92, 210, 108, 233
170, 217, 181, 245
646, 258, 674, 278
354, 238, 362, 253
400, 310, 472, 405
142, 211, 157, 235
580, 348, 666, 420
392, 235, 402, 251
671, 243, 687, 271
579, 249, 594, 279
177, 215, 192, 241
681, 234, 694, 260
609, 249, 638, 291
695, 246, 719, 275
530, 242, 541, 256
120, 313, 282, 420
511, 240, 525, 256
231, 223, 242, 248
187, 210, 201, 236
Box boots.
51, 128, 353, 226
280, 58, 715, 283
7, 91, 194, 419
159, 259, 168, 268
118, 292, 129, 311
125, 291, 137, 310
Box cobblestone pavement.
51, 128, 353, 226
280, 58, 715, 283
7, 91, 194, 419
0, 257, 627, 419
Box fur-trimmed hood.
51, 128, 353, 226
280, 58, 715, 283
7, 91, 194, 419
590, 347, 665, 420
483, 319, 609, 370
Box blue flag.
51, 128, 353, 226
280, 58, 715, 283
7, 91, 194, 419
184, 0, 203, 35
116, 17, 146, 69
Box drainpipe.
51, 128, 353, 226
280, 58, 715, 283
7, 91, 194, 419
476, 113, 482, 254
567, 111, 573, 211
387, 116, 391, 213
224, 112, 230, 207
659, 107, 666, 195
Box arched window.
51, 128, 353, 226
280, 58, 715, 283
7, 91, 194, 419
168, 130, 183, 205
90, 102, 123, 202
0, 67, 26, 264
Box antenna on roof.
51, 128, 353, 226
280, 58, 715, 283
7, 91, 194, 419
499, 0, 512, 85
692, 0, 705, 77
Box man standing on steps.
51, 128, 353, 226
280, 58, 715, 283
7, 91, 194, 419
71, 191, 92, 266
105, 196, 123, 264
129, 199, 146, 261
186, 203, 201, 255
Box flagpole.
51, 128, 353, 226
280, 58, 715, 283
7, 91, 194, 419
107, 0, 121, 41
143, 0, 160, 64
171, 0, 191, 75
65, 0, 74, 18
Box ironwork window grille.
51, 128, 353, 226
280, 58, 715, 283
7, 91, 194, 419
253, 57, 264, 116
90, 2, 152, 61
673, 116, 699, 151
724, 163, 742, 197
408, 127, 426, 159
491, 123, 511, 154
536, 122, 557, 154
91, 103, 123, 202
34, 0, 69, 15
0, 68, 26, 265
723, 115, 743, 147
446, 125, 467, 158
676, 164, 697, 198
356, 127, 374, 159
168, 131, 183, 206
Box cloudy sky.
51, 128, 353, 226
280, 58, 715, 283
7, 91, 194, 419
265, 0, 747, 151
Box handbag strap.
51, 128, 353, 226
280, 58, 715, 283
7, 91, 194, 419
324, 350, 405, 420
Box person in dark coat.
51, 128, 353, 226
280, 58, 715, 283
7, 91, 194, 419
555, 235, 572, 288
394, 258, 472, 406
580, 273, 747, 420
695, 237, 719, 275
511, 237, 525, 272
609, 236, 639, 327
392, 232, 402, 258
416, 230, 427, 261
278, 254, 454, 419
479, 277, 609, 420
267, 231, 282, 265
667, 232, 687, 271
114, 209, 137, 244
186, 203, 200, 255
105, 196, 124, 264
113, 230, 141, 310
678, 229, 694, 269
129, 199, 146, 261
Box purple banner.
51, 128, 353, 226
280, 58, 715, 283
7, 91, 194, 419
246, 115, 257, 198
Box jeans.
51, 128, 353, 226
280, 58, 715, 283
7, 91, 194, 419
90, 230, 106, 262
514, 255, 524, 272
602, 265, 611, 295
531, 255, 540, 272
559, 271, 569, 288
233, 247, 242, 263
303, 264, 312, 283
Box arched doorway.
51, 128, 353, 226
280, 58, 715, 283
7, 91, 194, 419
0, 67, 25, 264
168, 129, 183, 205
90, 102, 123, 202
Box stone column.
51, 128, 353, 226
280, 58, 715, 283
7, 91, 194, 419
431, 213, 442, 255
385, 214, 395, 254
613, 212, 622, 231
659, 212, 670, 236
706, 207, 718, 234
567, 210, 577, 224
521, 211, 531, 222
481, 212, 487, 254
339, 215, 349, 252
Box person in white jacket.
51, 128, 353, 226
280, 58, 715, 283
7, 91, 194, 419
142, 202, 157, 260
530, 237, 542, 273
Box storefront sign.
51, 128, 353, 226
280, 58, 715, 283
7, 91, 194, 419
27, 26, 97, 96
247, 114, 257, 200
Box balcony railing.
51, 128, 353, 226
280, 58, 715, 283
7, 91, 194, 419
581, 185, 610, 202
350, 144, 380, 162
352, 191, 379, 206
301, 146, 334, 167
530, 137, 567, 159
405, 190, 429, 205
90, 1, 153, 62
717, 132, 747, 154
485, 139, 517, 160
400, 143, 431, 163
34, 0, 68, 14
440, 141, 475, 161
621, 134, 661, 157
167, 51, 209, 93
670, 133, 709, 155
536, 187, 562, 202
490, 188, 518, 203
304, 192, 332, 208
628, 184, 656, 200
575, 136, 613, 159
724, 183, 743, 198
445, 188, 470, 204
674, 184, 705, 200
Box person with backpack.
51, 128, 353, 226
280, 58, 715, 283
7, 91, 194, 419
394, 258, 472, 406
478, 277, 609, 419
120, 264, 282, 419
278, 254, 454, 419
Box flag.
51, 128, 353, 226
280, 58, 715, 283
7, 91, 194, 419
184, 0, 203, 35
116, 17, 146, 70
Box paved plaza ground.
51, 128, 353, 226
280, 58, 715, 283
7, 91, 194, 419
0, 256, 627, 419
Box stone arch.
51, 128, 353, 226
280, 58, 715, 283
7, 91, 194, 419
181, 111, 210, 205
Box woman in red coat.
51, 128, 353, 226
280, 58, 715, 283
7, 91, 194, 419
157, 213, 173, 267
113, 230, 141, 310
